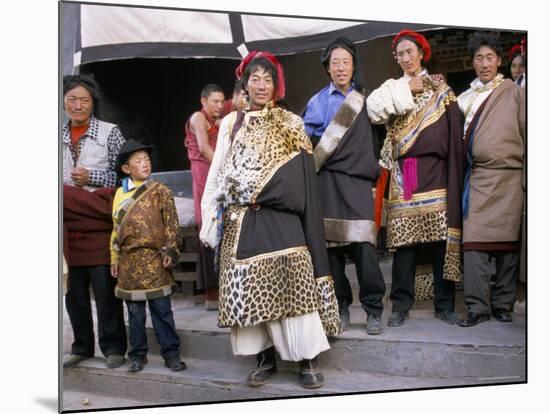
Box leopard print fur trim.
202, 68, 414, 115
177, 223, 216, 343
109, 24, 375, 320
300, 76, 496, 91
316, 277, 342, 337
218, 245, 319, 328
443, 249, 462, 282
414, 265, 434, 303
386, 210, 447, 248
443, 228, 463, 282
217, 106, 312, 208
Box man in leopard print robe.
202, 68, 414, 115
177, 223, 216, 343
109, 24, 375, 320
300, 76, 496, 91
200, 52, 340, 390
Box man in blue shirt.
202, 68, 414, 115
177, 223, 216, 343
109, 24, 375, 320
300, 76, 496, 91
303, 37, 386, 335
304, 78, 354, 142
304, 41, 357, 143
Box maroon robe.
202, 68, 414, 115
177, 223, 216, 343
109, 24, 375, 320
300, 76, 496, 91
185, 109, 219, 228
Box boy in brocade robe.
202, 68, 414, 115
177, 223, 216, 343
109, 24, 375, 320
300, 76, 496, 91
110, 139, 186, 373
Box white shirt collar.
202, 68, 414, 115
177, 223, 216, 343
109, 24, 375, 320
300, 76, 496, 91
403, 68, 428, 81
123, 177, 145, 192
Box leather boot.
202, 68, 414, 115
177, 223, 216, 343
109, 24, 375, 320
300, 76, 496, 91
246, 346, 277, 387
298, 357, 324, 389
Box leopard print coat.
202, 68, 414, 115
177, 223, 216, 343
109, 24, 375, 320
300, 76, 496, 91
215, 105, 341, 334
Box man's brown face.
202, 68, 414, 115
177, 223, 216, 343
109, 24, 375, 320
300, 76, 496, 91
328, 47, 354, 92
64, 85, 93, 126
201, 92, 225, 120
395, 39, 424, 77
246, 68, 275, 110
473, 46, 502, 84
510, 54, 525, 82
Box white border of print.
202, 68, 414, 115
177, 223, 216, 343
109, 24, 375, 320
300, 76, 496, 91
4, 0, 544, 413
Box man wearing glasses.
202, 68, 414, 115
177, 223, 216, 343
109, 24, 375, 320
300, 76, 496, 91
302, 37, 386, 336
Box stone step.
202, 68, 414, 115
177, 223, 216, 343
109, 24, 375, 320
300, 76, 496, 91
63, 291, 525, 381
63, 354, 520, 411
62, 389, 146, 412
143, 298, 525, 380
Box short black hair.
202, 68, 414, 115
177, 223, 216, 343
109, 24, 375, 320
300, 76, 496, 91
275, 99, 290, 111
200, 83, 224, 99
394, 36, 424, 57
63, 74, 102, 115
468, 32, 502, 59
241, 57, 279, 93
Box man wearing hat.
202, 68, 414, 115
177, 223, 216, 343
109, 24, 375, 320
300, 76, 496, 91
62, 74, 127, 369
302, 37, 386, 335
110, 139, 186, 372
367, 29, 465, 328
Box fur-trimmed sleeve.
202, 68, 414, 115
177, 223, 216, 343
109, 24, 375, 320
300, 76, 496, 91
366, 77, 415, 124
199, 112, 235, 247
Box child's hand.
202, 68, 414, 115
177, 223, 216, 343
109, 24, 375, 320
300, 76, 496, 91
110, 264, 118, 278
162, 255, 173, 269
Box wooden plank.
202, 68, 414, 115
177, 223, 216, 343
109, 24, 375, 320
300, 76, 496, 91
178, 252, 198, 263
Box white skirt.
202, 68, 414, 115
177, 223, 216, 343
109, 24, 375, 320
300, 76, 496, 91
230, 311, 330, 362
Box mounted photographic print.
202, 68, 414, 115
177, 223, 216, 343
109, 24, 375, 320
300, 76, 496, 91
60, 0, 526, 412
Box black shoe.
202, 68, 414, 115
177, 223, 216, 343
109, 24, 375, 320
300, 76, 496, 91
247, 347, 277, 387
339, 304, 350, 331
492, 308, 513, 323
366, 314, 384, 335
435, 309, 459, 325
165, 357, 187, 372
387, 311, 408, 327
458, 312, 490, 327
128, 357, 147, 373
298, 358, 324, 389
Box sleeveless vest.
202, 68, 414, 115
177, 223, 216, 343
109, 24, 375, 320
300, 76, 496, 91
63, 117, 116, 191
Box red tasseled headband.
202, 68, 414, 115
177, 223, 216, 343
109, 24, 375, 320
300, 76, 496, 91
392, 29, 432, 62
520, 36, 526, 56
508, 44, 522, 60
235, 51, 286, 100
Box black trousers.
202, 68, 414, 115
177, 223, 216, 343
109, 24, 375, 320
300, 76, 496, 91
196, 243, 218, 290
390, 241, 455, 313
328, 242, 386, 316
65, 265, 127, 357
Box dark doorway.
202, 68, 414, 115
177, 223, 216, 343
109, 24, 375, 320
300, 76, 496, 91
82, 58, 238, 172
446, 69, 477, 96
